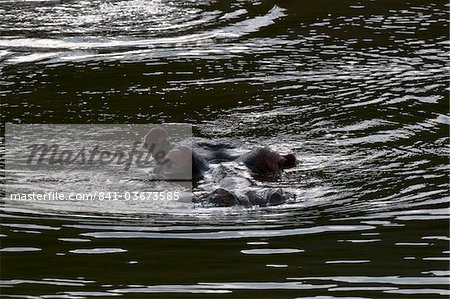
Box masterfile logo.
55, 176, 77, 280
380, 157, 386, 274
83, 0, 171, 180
4, 124, 193, 198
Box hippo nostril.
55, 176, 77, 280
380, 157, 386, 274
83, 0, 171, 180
208, 188, 239, 207
143, 129, 296, 206
267, 189, 287, 206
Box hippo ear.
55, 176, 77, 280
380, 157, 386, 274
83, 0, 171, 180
280, 154, 297, 169
143, 127, 168, 152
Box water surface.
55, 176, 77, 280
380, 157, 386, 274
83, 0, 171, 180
1, 0, 449, 298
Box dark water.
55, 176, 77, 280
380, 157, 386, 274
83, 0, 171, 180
1, 0, 449, 298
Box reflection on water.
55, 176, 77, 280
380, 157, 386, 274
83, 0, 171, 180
1, 0, 449, 298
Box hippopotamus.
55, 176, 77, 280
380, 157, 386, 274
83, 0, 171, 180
143, 127, 297, 207
143, 127, 297, 179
